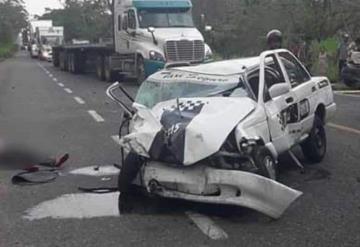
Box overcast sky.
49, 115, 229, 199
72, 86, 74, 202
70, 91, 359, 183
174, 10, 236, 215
24, 0, 63, 16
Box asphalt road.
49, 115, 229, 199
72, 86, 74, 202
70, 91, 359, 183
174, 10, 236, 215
0, 52, 359, 247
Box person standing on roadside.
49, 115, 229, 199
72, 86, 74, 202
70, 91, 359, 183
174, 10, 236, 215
266, 29, 283, 50
337, 34, 350, 79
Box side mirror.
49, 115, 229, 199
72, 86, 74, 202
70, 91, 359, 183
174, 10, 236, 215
269, 83, 291, 99
205, 25, 212, 32
147, 26, 158, 45
147, 26, 155, 33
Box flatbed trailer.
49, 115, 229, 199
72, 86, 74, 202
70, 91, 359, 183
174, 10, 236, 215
52, 44, 135, 82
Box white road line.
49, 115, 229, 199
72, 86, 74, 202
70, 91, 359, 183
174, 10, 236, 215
88, 110, 105, 122
53, 78, 58, 82
111, 135, 121, 145
328, 123, 360, 135
74, 96, 85, 105
186, 211, 228, 240
334, 92, 360, 98
64, 88, 73, 94
49, 74, 54, 78
58, 83, 65, 87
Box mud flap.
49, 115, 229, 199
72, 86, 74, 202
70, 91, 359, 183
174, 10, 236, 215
142, 163, 302, 219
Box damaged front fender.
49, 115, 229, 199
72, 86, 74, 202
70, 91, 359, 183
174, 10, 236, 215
142, 162, 302, 219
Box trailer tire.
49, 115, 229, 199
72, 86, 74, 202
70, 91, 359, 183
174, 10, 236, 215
67, 53, 72, 72
53, 50, 60, 67
96, 56, 105, 81
136, 56, 146, 84
59, 52, 68, 71
104, 56, 118, 82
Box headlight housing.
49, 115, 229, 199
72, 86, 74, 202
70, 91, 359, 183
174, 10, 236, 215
204, 43, 213, 60
149, 50, 165, 62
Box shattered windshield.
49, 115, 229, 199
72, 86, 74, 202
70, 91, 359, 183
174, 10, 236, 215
135, 79, 250, 108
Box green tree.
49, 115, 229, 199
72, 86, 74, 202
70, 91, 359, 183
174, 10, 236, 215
40, 0, 113, 43
0, 0, 28, 44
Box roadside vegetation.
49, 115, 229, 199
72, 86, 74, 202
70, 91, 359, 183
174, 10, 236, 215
192, 0, 360, 82
0, 0, 28, 59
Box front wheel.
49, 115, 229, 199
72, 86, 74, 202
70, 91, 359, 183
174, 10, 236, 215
118, 153, 143, 193
301, 116, 327, 163
136, 56, 146, 85
253, 147, 278, 180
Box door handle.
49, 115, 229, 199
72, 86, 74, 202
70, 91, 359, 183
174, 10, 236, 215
286, 97, 294, 104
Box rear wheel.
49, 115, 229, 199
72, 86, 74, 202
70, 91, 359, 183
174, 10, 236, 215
301, 116, 327, 163
104, 56, 117, 82
96, 55, 105, 81
253, 147, 278, 180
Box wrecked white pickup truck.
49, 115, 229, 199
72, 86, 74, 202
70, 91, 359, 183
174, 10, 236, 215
107, 49, 336, 219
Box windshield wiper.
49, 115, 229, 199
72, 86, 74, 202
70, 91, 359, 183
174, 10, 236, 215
170, 25, 194, 28
207, 85, 243, 97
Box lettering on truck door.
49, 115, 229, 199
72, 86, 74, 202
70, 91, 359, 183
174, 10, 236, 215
261, 54, 300, 154
278, 51, 314, 137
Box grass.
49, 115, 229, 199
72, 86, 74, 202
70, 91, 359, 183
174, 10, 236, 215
0, 42, 17, 59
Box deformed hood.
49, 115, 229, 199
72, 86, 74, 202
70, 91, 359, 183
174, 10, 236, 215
120, 97, 256, 165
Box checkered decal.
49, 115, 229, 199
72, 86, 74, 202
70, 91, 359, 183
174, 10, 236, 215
169, 100, 206, 112
149, 99, 207, 164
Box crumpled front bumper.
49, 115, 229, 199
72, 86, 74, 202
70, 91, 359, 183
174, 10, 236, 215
141, 162, 302, 219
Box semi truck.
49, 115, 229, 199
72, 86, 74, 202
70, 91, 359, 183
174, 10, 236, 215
52, 0, 212, 83
36, 26, 64, 61
29, 20, 53, 58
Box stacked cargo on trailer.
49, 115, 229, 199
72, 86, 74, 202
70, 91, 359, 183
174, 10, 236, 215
52, 0, 212, 83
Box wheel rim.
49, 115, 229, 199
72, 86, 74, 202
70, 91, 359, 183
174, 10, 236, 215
315, 126, 326, 154
264, 156, 276, 180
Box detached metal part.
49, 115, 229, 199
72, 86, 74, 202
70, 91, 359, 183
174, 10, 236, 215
142, 162, 302, 219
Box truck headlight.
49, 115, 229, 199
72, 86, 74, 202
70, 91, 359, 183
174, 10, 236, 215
149, 50, 165, 62
204, 43, 213, 61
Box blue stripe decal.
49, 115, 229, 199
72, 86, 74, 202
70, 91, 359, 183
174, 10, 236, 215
134, 0, 192, 9
144, 59, 165, 77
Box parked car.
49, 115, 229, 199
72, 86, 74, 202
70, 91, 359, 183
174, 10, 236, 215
107, 49, 336, 218
342, 51, 360, 88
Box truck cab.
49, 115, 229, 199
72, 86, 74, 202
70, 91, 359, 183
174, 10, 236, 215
114, 0, 212, 80
37, 26, 64, 62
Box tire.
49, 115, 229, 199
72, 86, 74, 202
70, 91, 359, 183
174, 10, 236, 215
104, 56, 116, 82
67, 53, 72, 72
136, 56, 146, 84
53, 51, 60, 67
96, 56, 105, 81
301, 116, 327, 163
253, 147, 278, 180
60, 52, 68, 71
118, 153, 143, 193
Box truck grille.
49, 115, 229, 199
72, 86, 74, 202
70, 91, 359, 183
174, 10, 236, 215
165, 40, 205, 62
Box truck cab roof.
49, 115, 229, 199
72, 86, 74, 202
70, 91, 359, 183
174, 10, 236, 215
120, 0, 192, 9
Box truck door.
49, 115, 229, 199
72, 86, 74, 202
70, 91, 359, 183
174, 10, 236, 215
261, 53, 300, 154
277, 51, 314, 136
126, 9, 138, 53
116, 9, 137, 54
